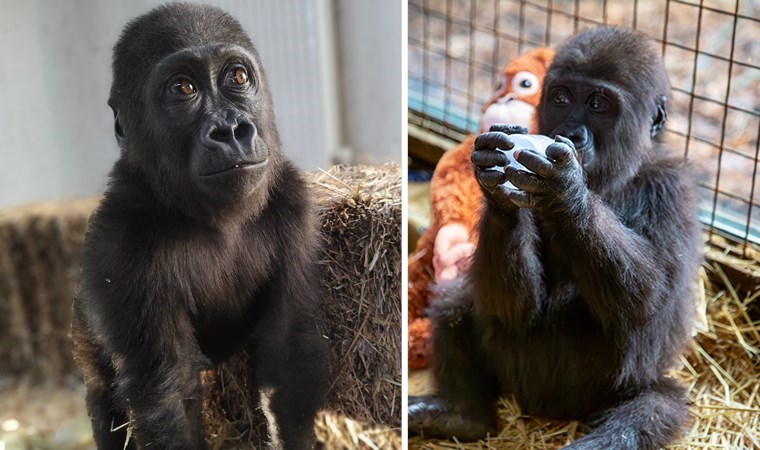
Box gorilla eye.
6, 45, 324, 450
552, 91, 570, 105
226, 67, 251, 88
511, 71, 540, 96
170, 79, 196, 96
588, 94, 611, 113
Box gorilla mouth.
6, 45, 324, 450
200, 159, 268, 177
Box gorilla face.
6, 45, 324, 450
142, 43, 271, 201
536, 27, 670, 192
541, 78, 624, 172
108, 3, 283, 222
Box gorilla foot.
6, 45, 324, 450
408, 395, 493, 441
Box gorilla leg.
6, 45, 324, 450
565, 378, 689, 450
409, 290, 498, 440
251, 320, 329, 450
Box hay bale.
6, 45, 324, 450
312, 164, 402, 424
410, 263, 760, 449
0, 198, 98, 384
0, 164, 401, 446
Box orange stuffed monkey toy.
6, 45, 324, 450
409, 48, 554, 370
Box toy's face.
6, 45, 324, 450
479, 48, 554, 133
480, 82, 536, 133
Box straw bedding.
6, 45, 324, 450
0, 164, 401, 448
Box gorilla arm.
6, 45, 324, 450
243, 165, 329, 449
468, 126, 547, 330
501, 137, 696, 337
77, 219, 209, 449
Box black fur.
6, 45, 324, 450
71, 4, 329, 449
409, 27, 700, 450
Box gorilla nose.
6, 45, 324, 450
206, 119, 254, 145
556, 125, 590, 150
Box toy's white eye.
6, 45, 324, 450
510, 71, 540, 96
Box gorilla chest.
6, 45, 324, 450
153, 235, 275, 328
539, 236, 578, 297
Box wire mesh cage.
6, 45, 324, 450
408, 0, 760, 256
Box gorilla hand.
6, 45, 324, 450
471, 124, 529, 214
504, 135, 589, 216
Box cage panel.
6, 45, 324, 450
408, 0, 760, 252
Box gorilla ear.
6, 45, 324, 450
110, 106, 125, 146
651, 96, 667, 138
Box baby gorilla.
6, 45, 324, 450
72, 4, 328, 449
410, 27, 700, 450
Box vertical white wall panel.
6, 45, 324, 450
336, 0, 402, 164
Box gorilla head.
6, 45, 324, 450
538, 27, 670, 191
109, 3, 281, 222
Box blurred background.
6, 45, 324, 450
0, 0, 402, 209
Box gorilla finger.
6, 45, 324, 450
489, 123, 529, 135
514, 150, 554, 177
503, 188, 543, 211
505, 166, 545, 193
501, 188, 529, 209
545, 141, 577, 167
471, 149, 508, 168
474, 131, 515, 152
488, 185, 520, 213
475, 169, 507, 187
553, 134, 575, 149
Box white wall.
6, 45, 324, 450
0, 0, 138, 209
0, 0, 401, 209
336, 0, 403, 164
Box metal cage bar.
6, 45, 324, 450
408, 0, 760, 256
